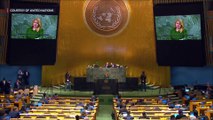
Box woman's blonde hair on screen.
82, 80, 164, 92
175, 19, 184, 33
32, 18, 42, 32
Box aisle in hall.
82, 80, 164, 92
96, 105, 113, 120
96, 95, 114, 120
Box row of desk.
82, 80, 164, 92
113, 97, 190, 120
19, 97, 99, 120
189, 99, 213, 119
0, 94, 30, 110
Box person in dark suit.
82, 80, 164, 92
175, 109, 186, 119
198, 112, 209, 120
23, 70, 30, 88
65, 72, 72, 91
75, 115, 80, 120
140, 71, 147, 92
17, 68, 24, 83
0, 78, 11, 94
119, 106, 128, 115
139, 112, 149, 119
9, 107, 20, 118
14, 79, 21, 91
124, 111, 134, 120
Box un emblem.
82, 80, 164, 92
84, 0, 130, 37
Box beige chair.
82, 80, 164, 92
33, 85, 38, 96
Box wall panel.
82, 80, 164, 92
154, 0, 205, 4
0, 0, 9, 64
207, 11, 213, 64
42, 0, 170, 87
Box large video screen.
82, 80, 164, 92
11, 14, 58, 39
6, 1, 59, 65
155, 14, 201, 40
154, 2, 206, 66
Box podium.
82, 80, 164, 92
86, 68, 126, 82
94, 79, 118, 95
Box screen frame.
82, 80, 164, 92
8, 1, 59, 41
10, 13, 58, 40
154, 14, 202, 41
154, 2, 206, 66
6, 1, 60, 65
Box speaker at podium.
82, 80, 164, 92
93, 79, 118, 95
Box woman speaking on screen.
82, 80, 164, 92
26, 18, 44, 39
170, 19, 188, 40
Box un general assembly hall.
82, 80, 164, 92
0, 0, 213, 120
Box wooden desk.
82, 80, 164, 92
42, 103, 98, 107
0, 95, 15, 103
0, 103, 14, 111
189, 100, 213, 111
14, 100, 22, 110
114, 108, 190, 120
20, 113, 95, 120
197, 106, 209, 116
206, 109, 213, 120
22, 96, 30, 104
